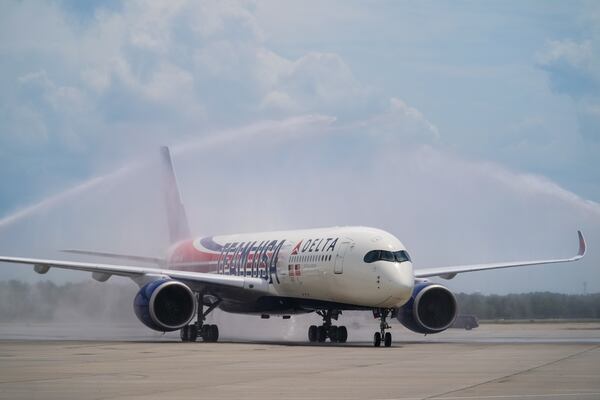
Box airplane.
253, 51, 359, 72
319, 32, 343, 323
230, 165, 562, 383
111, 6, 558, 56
0, 147, 587, 347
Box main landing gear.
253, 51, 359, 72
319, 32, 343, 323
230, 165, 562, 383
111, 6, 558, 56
373, 308, 394, 347
181, 293, 221, 342
308, 309, 348, 343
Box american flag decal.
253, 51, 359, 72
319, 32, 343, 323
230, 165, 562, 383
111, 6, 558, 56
288, 264, 301, 277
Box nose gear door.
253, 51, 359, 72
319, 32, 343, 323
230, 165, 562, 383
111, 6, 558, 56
334, 241, 352, 274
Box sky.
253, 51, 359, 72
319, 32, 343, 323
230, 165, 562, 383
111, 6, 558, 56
0, 0, 599, 294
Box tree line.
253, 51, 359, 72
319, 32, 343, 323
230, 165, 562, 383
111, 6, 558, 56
0, 280, 135, 322
455, 292, 600, 320
0, 280, 599, 322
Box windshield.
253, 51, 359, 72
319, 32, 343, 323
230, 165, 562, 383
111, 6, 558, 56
363, 250, 411, 264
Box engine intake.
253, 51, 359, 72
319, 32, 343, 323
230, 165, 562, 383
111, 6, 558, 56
397, 282, 457, 334
133, 279, 197, 332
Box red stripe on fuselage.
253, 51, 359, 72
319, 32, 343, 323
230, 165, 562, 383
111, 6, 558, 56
169, 240, 219, 264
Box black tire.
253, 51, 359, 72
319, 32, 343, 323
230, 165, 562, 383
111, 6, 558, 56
308, 325, 317, 342
338, 326, 348, 343
201, 324, 218, 342
189, 325, 198, 342
317, 326, 327, 342
384, 332, 392, 347
329, 325, 339, 342
465, 325, 472, 331
200, 324, 210, 341
210, 325, 219, 342
373, 332, 381, 347
180, 325, 189, 342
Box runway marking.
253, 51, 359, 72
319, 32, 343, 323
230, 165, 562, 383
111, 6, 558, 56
430, 393, 600, 399
377, 393, 600, 400
421, 344, 600, 400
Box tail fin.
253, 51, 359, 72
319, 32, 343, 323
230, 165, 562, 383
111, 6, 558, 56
160, 146, 191, 244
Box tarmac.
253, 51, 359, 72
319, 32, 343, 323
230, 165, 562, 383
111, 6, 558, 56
1, 322, 600, 400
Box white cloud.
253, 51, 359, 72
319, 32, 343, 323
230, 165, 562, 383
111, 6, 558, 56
537, 38, 600, 92
260, 90, 296, 112
537, 40, 595, 70
1, 0, 376, 150
533, 8, 600, 164
256, 51, 370, 115
353, 97, 440, 145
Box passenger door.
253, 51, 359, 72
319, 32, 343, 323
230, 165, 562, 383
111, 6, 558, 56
334, 241, 352, 274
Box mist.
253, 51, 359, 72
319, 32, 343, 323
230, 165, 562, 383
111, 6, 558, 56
0, 280, 326, 341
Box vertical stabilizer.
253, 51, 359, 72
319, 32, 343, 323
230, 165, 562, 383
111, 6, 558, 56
160, 146, 191, 244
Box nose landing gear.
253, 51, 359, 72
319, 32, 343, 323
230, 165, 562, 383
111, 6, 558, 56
373, 308, 395, 347
308, 309, 348, 343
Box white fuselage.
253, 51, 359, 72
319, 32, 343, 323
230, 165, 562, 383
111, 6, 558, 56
167, 226, 415, 309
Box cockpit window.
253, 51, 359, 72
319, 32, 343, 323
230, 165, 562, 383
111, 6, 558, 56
380, 251, 395, 262
394, 250, 411, 263
363, 250, 411, 264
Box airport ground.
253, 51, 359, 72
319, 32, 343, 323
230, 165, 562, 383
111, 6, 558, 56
0, 322, 599, 400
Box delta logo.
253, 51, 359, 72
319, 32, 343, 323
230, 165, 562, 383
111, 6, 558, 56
291, 241, 302, 255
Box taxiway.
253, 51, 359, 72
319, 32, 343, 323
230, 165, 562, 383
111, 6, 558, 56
1, 323, 599, 400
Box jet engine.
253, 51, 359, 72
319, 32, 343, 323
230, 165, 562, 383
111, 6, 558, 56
133, 279, 197, 332
397, 282, 457, 334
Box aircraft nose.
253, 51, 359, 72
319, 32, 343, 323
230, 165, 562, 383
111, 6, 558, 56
381, 262, 414, 306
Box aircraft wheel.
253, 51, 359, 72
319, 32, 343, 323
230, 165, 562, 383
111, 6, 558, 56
308, 325, 317, 342
189, 325, 198, 342
373, 332, 381, 347
209, 325, 219, 342
201, 324, 218, 342
338, 326, 348, 343
317, 326, 327, 342
384, 332, 392, 347
180, 325, 190, 342
329, 325, 339, 342
200, 324, 210, 340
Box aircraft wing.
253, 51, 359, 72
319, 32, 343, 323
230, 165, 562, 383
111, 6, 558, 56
414, 231, 586, 279
0, 256, 268, 291
61, 249, 165, 266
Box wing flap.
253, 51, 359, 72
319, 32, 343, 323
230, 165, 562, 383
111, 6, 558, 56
62, 249, 164, 265
414, 230, 586, 279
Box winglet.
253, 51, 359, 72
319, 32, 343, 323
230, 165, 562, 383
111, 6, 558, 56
576, 230, 586, 259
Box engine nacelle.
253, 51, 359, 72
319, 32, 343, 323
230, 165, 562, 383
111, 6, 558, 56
133, 279, 197, 332
397, 282, 457, 334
